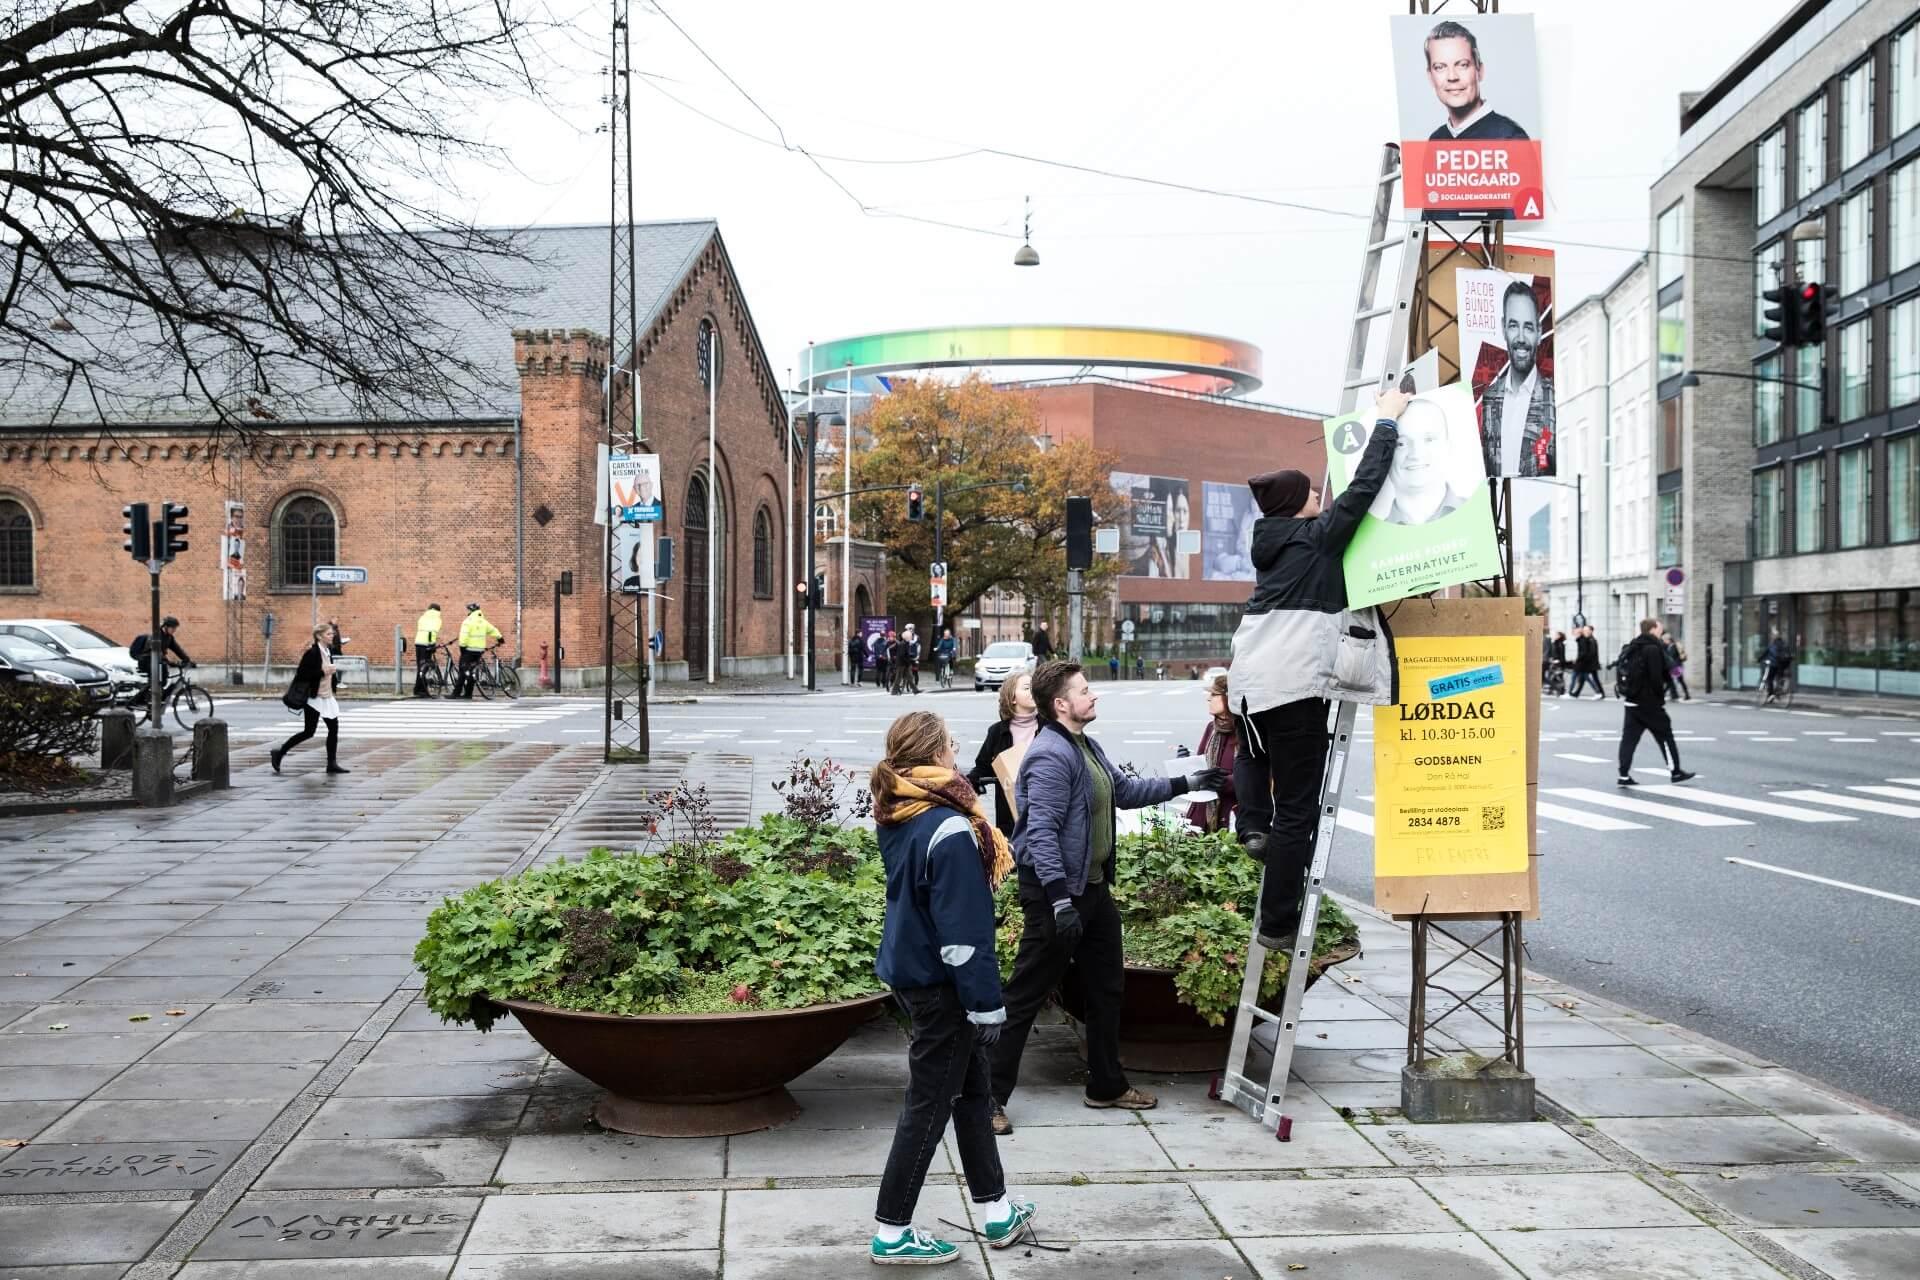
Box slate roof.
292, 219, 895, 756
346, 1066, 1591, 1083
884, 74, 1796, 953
0, 220, 718, 430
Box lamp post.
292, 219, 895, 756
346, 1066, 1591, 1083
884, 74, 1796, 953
797, 406, 846, 692
841, 358, 854, 684
1530, 474, 1585, 624
1677, 369, 1829, 427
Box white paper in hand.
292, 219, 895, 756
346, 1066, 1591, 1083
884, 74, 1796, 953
1165, 757, 1214, 803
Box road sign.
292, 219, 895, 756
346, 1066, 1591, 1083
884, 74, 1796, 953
1121, 619, 1135, 637
1665, 567, 1685, 587
314, 565, 369, 584
1665, 587, 1685, 614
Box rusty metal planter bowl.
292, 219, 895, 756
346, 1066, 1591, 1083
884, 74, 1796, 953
1059, 942, 1361, 1073
494, 991, 892, 1137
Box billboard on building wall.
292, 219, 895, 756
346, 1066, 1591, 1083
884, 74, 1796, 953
1458, 262, 1557, 477
1201, 482, 1257, 582
1110, 472, 1193, 579
1391, 13, 1544, 221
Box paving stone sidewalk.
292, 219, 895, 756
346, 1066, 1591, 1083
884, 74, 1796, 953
1, 735, 1916, 1278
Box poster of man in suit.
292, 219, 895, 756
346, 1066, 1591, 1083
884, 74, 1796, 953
1459, 263, 1557, 478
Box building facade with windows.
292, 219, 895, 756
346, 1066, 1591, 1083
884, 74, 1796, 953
1650, 0, 1920, 697
0, 221, 802, 685
1541, 255, 1655, 661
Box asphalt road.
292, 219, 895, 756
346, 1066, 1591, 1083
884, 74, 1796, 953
206, 676, 1920, 1118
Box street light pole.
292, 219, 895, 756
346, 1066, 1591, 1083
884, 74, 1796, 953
841, 358, 853, 684
803, 410, 819, 692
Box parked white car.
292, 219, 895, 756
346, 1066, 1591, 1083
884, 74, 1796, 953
0, 619, 143, 702
974, 641, 1037, 692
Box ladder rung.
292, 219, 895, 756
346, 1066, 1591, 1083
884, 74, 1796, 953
1240, 1004, 1284, 1025
1364, 236, 1400, 254
1341, 375, 1380, 390
1353, 304, 1394, 321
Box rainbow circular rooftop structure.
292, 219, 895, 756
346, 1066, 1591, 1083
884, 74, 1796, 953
799, 324, 1263, 399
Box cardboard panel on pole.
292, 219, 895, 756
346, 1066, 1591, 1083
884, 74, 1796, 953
1373, 595, 1540, 918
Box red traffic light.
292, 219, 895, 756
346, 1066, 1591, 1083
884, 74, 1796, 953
1802, 284, 1819, 300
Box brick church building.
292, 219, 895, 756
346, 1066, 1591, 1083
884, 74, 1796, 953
0, 220, 810, 686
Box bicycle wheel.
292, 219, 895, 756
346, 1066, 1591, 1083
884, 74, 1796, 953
496, 665, 519, 699
171, 684, 212, 731
476, 664, 497, 700
1781, 680, 1795, 709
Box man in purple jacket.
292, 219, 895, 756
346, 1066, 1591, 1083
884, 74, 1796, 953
985, 659, 1226, 1134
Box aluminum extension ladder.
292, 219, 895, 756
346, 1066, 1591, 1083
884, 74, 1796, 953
1212, 143, 1422, 1136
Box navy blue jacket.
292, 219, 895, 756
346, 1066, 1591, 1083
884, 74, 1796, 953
1013, 720, 1178, 903
875, 808, 1006, 1024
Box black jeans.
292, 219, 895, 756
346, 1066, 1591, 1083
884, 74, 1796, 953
1568, 670, 1606, 698
850, 656, 864, 685
1619, 703, 1680, 775
1233, 698, 1331, 940
990, 872, 1128, 1105
875, 984, 1007, 1227
278, 706, 338, 765
455, 648, 482, 698
413, 643, 435, 696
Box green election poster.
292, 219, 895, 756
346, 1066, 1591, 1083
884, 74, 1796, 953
1323, 381, 1501, 608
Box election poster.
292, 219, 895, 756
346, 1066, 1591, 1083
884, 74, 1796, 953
1391, 13, 1544, 221
1459, 264, 1557, 477
1372, 634, 1529, 880
1322, 381, 1500, 608
221, 500, 246, 602
611, 522, 653, 594
1201, 481, 1257, 582
1110, 472, 1193, 579
608, 451, 662, 523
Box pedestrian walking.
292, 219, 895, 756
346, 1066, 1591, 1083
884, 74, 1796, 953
1030, 624, 1053, 660
1187, 674, 1240, 834
848, 632, 867, 685
1665, 636, 1691, 701
1228, 388, 1404, 950
453, 604, 502, 700
272, 623, 348, 775
903, 624, 922, 695
967, 671, 1038, 836
1569, 625, 1606, 699
887, 629, 909, 696
412, 602, 442, 698
1617, 618, 1696, 787
870, 628, 891, 692
1108, 653, 1120, 681
869, 710, 1037, 1264
988, 660, 1224, 1134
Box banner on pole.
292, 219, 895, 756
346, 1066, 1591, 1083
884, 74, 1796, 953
1373, 634, 1529, 879
1460, 260, 1557, 477
608, 452, 662, 523
1391, 13, 1544, 221
1322, 381, 1500, 607
221, 500, 246, 601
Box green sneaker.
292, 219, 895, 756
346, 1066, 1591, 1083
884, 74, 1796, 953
982, 1197, 1037, 1249
870, 1227, 960, 1266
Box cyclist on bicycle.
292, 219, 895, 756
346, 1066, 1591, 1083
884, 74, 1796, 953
455, 603, 502, 700
935, 627, 958, 688
129, 616, 194, 684
1762, 632, 1794, 696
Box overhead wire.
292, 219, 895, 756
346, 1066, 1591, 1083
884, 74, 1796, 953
638, 5, 1765, 271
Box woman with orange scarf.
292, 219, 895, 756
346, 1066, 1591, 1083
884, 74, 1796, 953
868, 711, 1037, 1265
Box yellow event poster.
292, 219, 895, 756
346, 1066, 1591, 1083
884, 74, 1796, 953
1373, 635, 1528, 878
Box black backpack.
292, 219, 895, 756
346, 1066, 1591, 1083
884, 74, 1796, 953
1614, 643, 1641, 700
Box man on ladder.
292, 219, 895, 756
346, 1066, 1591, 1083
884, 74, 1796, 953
1229, 386, 1406, 949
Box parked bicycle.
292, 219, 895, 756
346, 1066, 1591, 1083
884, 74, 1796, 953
134, 662, 216, 732
419, 641, 460, 698
1542, 658, 1567, 698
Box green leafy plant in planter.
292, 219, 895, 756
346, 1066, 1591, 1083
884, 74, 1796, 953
994, 811, 1357, 1027
415, 758, 887, 1031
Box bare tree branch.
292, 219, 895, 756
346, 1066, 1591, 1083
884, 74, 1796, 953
0, 0, 567, 443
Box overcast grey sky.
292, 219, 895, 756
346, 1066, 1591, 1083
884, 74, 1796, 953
471, 1, 1787, 394
461, 0, 1797, 547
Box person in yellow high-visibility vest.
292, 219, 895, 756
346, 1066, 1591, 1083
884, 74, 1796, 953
454, 603, 502, 700
412, 603, 442, 698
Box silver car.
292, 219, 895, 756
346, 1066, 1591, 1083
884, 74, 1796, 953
974, 641, 1037, 692
0, 619, 143, 703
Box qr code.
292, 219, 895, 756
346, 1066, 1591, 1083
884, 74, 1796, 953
1482, 805, 1506, 831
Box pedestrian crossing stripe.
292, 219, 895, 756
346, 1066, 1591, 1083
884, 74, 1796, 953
1546, 787, 1751, 827
1848, 784, 1920, 803
1771, 791, 1920, 819
1636, 786, 1854, 823
1534, 801, 1644, 831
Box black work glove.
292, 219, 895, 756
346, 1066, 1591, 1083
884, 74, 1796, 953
1051, 899, 1084, 950
974, 1020, 1003, 1048
1191, 767, 1229, 793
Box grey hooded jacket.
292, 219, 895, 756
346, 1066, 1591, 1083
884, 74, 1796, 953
1227, 419, 1401, 718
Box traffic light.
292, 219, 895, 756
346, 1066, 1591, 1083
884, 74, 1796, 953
906, 486, 924, 522
1761, 285, 1799, 346
158, 502, 189, 561
814, 571, 826, 606
1066, 496, 1093, 570
1797, 282, 1827, 347
121, 502, 150, 562
795, 578, 810, 607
